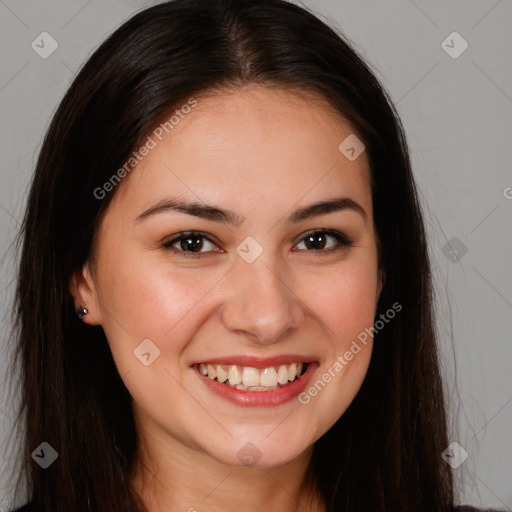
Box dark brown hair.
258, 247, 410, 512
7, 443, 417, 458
5, 0, 454, 510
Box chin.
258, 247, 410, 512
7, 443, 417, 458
208, 430, 316, 469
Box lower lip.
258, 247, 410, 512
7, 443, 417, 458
195, 363, 318, 407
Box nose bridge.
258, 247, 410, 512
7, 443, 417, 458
220, 250, 303, 344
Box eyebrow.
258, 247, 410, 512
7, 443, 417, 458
134, 196, 367, 225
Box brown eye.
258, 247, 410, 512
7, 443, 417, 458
162, 231, 221, 257
295, 230, 353, 254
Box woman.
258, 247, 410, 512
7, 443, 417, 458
4, 0, 501, 511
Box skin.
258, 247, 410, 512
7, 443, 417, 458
70, 85, 383, 512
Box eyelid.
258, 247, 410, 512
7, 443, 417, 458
292, 228, 353, 247
162, 231, 222, 251
162, 229, 353, 257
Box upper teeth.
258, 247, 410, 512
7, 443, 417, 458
198, 362, 305, 389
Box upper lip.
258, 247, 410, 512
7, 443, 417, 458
192, 355, 316, 369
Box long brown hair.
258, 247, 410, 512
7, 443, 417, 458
5, 0, 453, 510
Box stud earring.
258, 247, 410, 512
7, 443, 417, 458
76, 306, 88, 319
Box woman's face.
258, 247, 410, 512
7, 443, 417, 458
75, 86, 382, 469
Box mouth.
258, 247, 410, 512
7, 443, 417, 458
197, 362, 309, 391
193, 359, 317, 406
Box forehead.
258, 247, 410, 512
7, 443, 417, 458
109, 85, 372, 220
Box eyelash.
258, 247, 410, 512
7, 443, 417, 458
162, 230, 354, 258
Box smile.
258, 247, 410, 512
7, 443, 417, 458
198, 362, 309, 391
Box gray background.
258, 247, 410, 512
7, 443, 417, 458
0, 0, 511, 510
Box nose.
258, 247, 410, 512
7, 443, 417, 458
220, 255, 304, 345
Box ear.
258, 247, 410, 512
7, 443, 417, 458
69, 262, 101, 325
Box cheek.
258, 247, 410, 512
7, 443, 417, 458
302, 259, 379, 347
296, 256, 377, 392
294, 267, 377, 429
94, 251, 226, 365
93, 257, 211, 421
